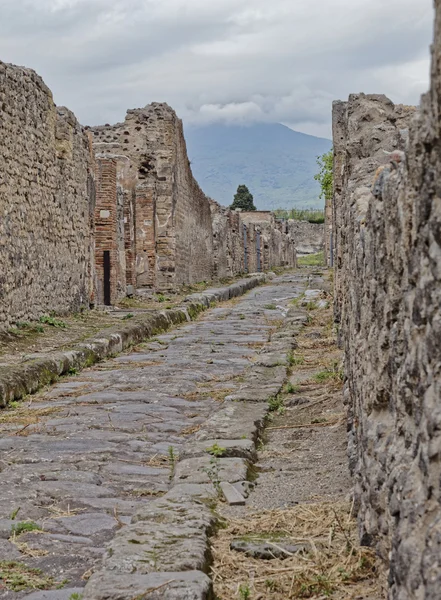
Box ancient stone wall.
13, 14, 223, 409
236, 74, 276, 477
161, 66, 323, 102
90, 104, 214, 290
288, 220, 324, 256
0, 62, 96, 329
334, 2, 441, 595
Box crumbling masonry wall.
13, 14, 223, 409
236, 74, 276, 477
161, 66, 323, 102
0, 61, 298, 330
0, 62, 96, 329
90, 104, 214, 290
333, 3, 441, 596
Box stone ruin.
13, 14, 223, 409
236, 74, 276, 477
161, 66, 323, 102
0, 67, 301, 331
327, 0, 441, 596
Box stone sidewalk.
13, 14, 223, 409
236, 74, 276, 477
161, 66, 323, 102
0, 272, 313, 600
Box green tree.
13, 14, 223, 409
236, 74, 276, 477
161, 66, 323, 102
314, 149, 333, 202
230, 184, 256, 211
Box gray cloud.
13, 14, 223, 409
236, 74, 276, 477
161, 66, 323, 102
0, 0, 434, 137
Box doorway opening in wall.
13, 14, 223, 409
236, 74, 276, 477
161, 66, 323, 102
103, 251, 111, 306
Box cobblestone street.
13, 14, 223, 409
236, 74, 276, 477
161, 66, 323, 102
0, 272, 312, 600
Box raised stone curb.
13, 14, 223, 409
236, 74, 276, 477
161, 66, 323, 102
0, 275, 266, 408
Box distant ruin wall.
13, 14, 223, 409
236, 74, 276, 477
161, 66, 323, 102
90, 104, 214, 290
288, 220, 324, 255
91, 108, 297, 289
334, 2, 441, 595
0, 62, 95, 329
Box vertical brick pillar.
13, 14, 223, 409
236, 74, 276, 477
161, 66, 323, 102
95, 158, 118, 305
124, 188, 137, 288
135, 185, 156, 288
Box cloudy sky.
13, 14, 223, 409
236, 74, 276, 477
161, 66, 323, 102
0, 0, 434, 138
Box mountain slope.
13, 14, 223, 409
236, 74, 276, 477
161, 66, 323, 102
184, 122, 332, 210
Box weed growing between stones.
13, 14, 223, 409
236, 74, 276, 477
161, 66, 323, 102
0, 561, 55, 592
167, 446, 178, 479
122, 313, 134, 320
264, 304, 277, 310
238, 583, 251, 599
10, 521, 41, 536
268, 395, 285, 415
206, 443, 227, 457
202, 456, 223, 498
313, 367, 343, 384
284, 382, 300, 394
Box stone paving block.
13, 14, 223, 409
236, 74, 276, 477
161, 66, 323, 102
57, 512, 119, 537
83, 570, 212, 600
220, 482, 246, 506
195, 401, 268, 441
103, 518, 211, 574
174, 456, 248, 485
163, 483, 217, 503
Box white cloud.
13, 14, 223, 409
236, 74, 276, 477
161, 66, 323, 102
0, 0, 434, 137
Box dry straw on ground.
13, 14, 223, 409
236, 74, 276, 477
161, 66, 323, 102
211, 501, 380, 599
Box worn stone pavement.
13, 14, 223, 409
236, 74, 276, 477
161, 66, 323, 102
0, 272, 312, 600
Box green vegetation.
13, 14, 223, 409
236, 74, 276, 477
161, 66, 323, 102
167, 446, 178, 479
274, 208, 325, 223
314, 367, 344, 384
39, 315, 67, 328
9, 507, 21, 520
11, 521, 41, 536
0, 561, 54, 592
285, 382, 300, 394
206, 443, 227, 457
297, 251, 325, 267
314, 148, 333, 203
122, 313, 134, 320
238, 583, 251, 599
230, 184, 256, 212
268, 395, 285, 414
263, 303, 277, 310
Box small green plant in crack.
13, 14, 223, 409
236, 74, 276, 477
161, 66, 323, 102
264, 303, 277, 310
268, 395, 285, 414
0, 561, 54, 592
305, 300, 319, 311
314, 365, 344, 383
202, 456, 223, 498
122, 313, 134, 320
205, 443, 227, 457
69, 594, 83, 600
238, 583, 251, 599
290, 353, 305, 366
67, 367, 78, 376
9, 507, 21, 521
11, 521, 41, 536
167, 446, 178, 480
285, 382, 300, 394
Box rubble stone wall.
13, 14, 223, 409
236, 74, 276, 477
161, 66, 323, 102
333, 2, 441, 595
90, 104, 214, 290
0, 62, 95, 329
288, 220, 324, 256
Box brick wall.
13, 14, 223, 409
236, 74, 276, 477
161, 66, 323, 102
94, 158, 119, 305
